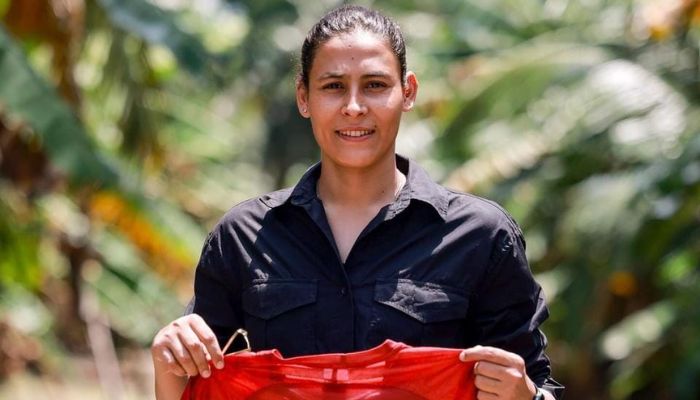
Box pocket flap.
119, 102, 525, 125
374, 279, 468, 323
242, 279, 317, 320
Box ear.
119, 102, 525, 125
296, 77, 310, 118
402, 71, 418, 112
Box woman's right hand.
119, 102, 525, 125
151, 314, 225, 379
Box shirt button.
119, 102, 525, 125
340, 287, 347, 296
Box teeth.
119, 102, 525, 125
338, 130, 372, 137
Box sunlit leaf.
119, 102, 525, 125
0, 188, 41, 290
95, 0, 214, 76
87, 231, 184, 344
0, 0, 10, 18
0, 26, 119, 187
600, 301, 676, 361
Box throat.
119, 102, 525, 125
324, 205, 380, 264
317, 167, 406, 208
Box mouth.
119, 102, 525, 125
335, 129, 375, 138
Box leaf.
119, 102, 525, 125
95, 0, 214, 76
0, 0, 10, 19
599, 301, 676, 361
436, 43, 608, 163
0, 285, 53, 336
88, 231, 185, 344
0, 187, 42, 290
87, 190, 197, 282
0, 26, 119, 187
234, 0, 297, 22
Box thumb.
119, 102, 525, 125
459, 346, 484, 362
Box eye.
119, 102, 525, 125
367, 81, 387, 89
322, 82, 343, 90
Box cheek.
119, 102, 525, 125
308, 98, 338, 119
374, 102, 404, 126
373, 92, 406, 115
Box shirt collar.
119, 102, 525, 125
260, 155, 449, 220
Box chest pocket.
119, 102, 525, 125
369, 278, 469, 348
242, 279, 318, 357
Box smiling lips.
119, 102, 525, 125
336, 129, 375, 138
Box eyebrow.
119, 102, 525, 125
317, 71, 393, 80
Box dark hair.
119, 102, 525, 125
299, 5, 407, 87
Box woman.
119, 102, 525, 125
152, 5, 564, 400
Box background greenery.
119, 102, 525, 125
1, 0, 698, 398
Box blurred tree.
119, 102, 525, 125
0, 0, 699, 399
0, 0, 213, 385
420, 0, 700, 398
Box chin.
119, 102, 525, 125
325, 150, 392, 170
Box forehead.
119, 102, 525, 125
310, 30, 400, 77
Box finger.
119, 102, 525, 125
170, 336, 202, 377
474, 360, 507, 379
161, 348, 188, 377
473, 371, 501, 394
189, 315, 224, 369
177, 328, 212, 378
475, 360, 528, 383
152, 336, 189, 377
476, 390, 498, 400
459, 345, 524, 368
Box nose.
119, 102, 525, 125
342, 90, 367, 117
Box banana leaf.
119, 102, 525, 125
0, 25, 119, 188
95, 0, 214, 76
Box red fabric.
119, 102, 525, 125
181, 340, 476, 400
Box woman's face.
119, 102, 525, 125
296, 30, 417, 170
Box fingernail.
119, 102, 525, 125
216, 361, 224, 369
202, 370, 210, 378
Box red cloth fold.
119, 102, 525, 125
180, 340, 476, 400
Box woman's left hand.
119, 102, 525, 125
459, 345, 537, 400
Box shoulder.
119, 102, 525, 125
209, 187, 294, 237
443, 189, 530, 271
442, 187, 523, 239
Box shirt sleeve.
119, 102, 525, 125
187, 224, 245, 352
468, 216, 565, 399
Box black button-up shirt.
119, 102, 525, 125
190, 155, 564, 397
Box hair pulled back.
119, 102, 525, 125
299, 5, 407, 88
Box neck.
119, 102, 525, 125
317, 154, 405, 208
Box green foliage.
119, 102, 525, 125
94, 0, 215, 77
0, 26, 119, 188
1, 0, 700, 398
0, 187, 41, 290
0, 285, 53, 337
0, 0, 9, 19
426, 0, 700, 397
88, 231, 184, 345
